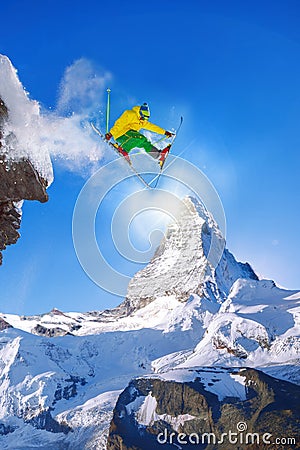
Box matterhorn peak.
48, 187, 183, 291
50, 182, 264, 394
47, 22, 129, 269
124, 196, 258, 313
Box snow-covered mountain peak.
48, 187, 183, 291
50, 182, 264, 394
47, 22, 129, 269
124, 196, 258, 312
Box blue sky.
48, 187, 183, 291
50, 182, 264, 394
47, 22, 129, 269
0, 0, 299, 314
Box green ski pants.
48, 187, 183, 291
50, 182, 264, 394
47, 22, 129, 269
117, 130, 160, 159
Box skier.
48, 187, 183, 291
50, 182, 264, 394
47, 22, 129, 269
105, 103, 174, 164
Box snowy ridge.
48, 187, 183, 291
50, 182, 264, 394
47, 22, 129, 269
151, 279, 300, 380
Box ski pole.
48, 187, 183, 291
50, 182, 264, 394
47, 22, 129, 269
106, 88, 111, 133
153, 135, 169, 145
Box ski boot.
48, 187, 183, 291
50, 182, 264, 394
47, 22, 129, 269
158, 145, 171, 168
117, 146, 130, 163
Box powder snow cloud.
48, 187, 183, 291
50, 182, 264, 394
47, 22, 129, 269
48, 58, 113, 172
0, 55, 112, 178
57, 58, 111, 114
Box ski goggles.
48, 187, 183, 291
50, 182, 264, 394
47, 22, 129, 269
140, 105, 150, 120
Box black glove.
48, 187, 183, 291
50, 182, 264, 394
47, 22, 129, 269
165, 131, 174, 138
105, 132, 112, 141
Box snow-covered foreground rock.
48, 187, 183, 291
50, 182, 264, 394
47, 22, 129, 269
0, 55, 52, 263
107, 368, 300, 450
0, 197, 299, 449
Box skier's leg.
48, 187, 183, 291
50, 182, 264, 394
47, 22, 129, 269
116, 133, 135, 152
141, 140, 160, 159
117, 131, 160, 160
142, 138, 171, 163
124, 131, 160, 159
115, 133, 135, 161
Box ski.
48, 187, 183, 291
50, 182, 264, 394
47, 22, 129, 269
124, 160, 152, 189
150, 116, 184, 188
162, 116, 183, 169
90, 122, 152, 189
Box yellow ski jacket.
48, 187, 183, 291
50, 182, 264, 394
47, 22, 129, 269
110, 106, 166, 140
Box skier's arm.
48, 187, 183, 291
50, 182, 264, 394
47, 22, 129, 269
143, 121, 166, 135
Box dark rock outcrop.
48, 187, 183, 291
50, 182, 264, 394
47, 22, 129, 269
25, 408, 71, 434
0, 96, 49, 263
53, 376, 87, 405
0, 423, 17, 436
32, 323, 72, 338
107, 368, 300, 450
0, 317, 13, 331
